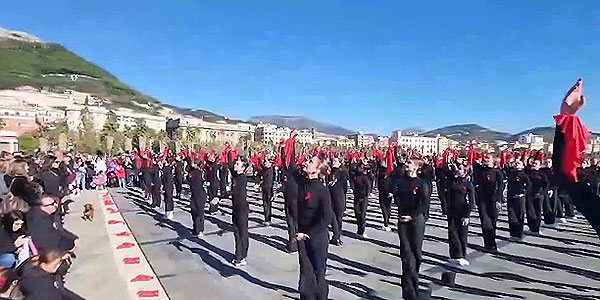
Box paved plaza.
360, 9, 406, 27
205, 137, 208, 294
106, 184, 600, 300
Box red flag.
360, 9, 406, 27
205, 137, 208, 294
467, 144, 475, 166
284, 132, 298, 167
385, 146, 395, 173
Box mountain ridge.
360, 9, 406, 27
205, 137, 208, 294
249, 115, 355, 136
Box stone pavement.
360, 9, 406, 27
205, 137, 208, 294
64, 190, 130, 300
108, 184, 600, 300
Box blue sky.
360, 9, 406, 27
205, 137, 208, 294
2, 1, 600, 134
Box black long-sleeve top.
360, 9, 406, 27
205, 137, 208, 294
394, 176, 430, 217
174, 161, 184, 182
298, 178, 333, 235
507, 169, 530, 198
26, 207, 78, 252
446, 176, 475, 218
151, 165, 161, 192
229, 162, 248, 211
206, 162, 219, 184
41, 169, 61, 197
162, 164, 174, 191
420, 164, 435, 184
328, 167, 347, 200
218, 164, 229, 185
353, 173, 371, 200
20, 263, 65, 300
259, 167, 274, 188
474, 164, 503, 200
188, 168, 207, 199
527, 169, 549, 196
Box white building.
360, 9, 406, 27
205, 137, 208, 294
347, 132, 375, 148
390, 130, 438, 155
376, 135, 389, 147
180, 116, 255, 146
518, 133, 544, 144
254, 123, 313, 145
0, 130, 19, 153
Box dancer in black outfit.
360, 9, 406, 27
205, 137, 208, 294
526, 159, 548, 235
394, 158, 430, 300
150, 161, 162, 208
328, 157, 347, 246
259, 159, 274, 225
295, 154, 333, 300
141, 158, 152, 200
162, 158, 175, 220
219, 162, 229, 199
473, 156, 503, 252
377, 159, 393, 232
187, 160, 207, 236
282, 137, 300, 253
446, 163, 475, 266
174, 157, 184, 199
506, 160, 530, 240
352, 166, 371, 238
229, 154, 250, 267
205, 156, 220, 214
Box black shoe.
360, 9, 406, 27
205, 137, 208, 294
330, 239, 343, 246
287, 243, 298, 254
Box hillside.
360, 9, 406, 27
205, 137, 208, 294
249, 115, 355, 136
0, 28, 164, 114
509, 126, 600, 142
423, 124, 510, 142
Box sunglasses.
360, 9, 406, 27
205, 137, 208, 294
42, 200, 57, 207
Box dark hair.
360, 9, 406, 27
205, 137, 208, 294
1, 211, 25, 234
0, 269, 17, 294
30, 248, 67, 268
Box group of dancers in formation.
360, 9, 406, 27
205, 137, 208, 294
124, 78, 599, 300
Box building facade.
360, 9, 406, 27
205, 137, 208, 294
0, 108, 38, 135
390, 130, 439, 155
347, 132, 375, 148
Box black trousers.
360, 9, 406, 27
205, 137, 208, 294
436, 182, 447, 215
526, 194, 543, 233
219, 181, 228, 198
284, 193, 298, 251
174, 178, 183, 197
330, 193, 345, 242
559, 192, 575, 217
398, 214, 425, 300
208, 182, 219, 212
298, 230, 329, 300
378, 191, 392, 227
477, 194, 498, 250
262, 185, 273, 222
543, 188, 558, 224
354, 196, 368, 235
447, 214, 468, 259
232, 207, 249, 261
190, 193, 206, 234
164, 186, 174, 212
151, 189, 161, 207
507, 195, 526, 238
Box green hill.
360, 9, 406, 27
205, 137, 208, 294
0, 29, 160, 113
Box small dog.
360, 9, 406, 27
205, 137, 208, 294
82, 204, 94, 221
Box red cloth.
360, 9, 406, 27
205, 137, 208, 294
554, 114, 590, 182
500, 150, 508, 168
284, 132, 297, 167
467, 144, 474, 166
385, 147, 395, 173
115, 166, 125, 178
